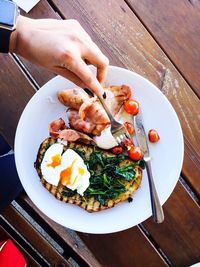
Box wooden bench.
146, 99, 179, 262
0, 1, 200, 266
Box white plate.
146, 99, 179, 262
15, 66, 184, 234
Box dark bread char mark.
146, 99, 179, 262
35, 137, 142, 212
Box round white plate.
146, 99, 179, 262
15, 66, 184, 234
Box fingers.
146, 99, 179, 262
63, 57, 105, 97
84, 44, 109, 84
54, 66, 87, 89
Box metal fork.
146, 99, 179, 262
84, 88, 131, 145
97, 95, 131, 146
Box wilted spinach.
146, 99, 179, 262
83, 149, 138, 205
61, 147, 142, 205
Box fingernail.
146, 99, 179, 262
84, 88, 94, 97
103, 92, 106, 99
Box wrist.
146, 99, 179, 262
9, 15, 24, 53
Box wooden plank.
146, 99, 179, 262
0, 54, 35, 147
0, 0, 199, 266
0, 54, 101, 267
17, 195, 168, 266
0, 225, 40, 267
79, 229, 167, 267
5, 2, 170, 265
50, 0, 200, 195
126, 0, 200, 97
47, 1, 200, 266
17, 193, 102, 267
2, 205, 71, 267
144, 181, 200, 266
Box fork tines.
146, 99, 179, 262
112, 127, 131, 146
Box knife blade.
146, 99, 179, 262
133, 109, 164, 223
133, 109, 150, 159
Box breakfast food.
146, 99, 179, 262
58, 85, 131, 136
35, 137, 143, 212
34, 85, 145, 212
148, 129, 160, 143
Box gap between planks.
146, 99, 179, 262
124, 0, 200, 100
8, 2, 199, 265
9, 53, 40, 91
0, 216, 51, 266
9, 47, 171, 267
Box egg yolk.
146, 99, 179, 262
78, 167, 85, 176
60, 159, 76, 186
47, 154, 61, 168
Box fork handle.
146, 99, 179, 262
97, 96, 115, 123
145, 159, 164, 223
84, 88, 115, 123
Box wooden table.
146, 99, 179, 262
0, 0, 200, 266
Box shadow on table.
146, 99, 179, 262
0, 135, 23, 213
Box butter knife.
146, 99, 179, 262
134, 110, 164, 223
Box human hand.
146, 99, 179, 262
10, 16, 109, 97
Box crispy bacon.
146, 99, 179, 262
79, 98, 109, 124
49, 118, 66, 138
57, 129, 95, 145
57, 85, 132, 136
49, 118, 95, 145
68, 109, 107, 136
104, 85, 131, 116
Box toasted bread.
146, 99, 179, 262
35, 137, 142, 212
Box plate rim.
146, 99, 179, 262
14, 65, 184, 234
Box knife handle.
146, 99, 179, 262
145, 159, 164, 223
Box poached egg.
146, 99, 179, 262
41, 144, 90, 195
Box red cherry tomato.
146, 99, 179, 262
124, 122, 134, 135
124, 99, 139, 115
112, 146, 123, 154
148, 129, 160, 143
127, 146, 143, 161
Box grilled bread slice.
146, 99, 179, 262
35, 137, 142, 212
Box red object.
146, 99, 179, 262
124, 122, 134, 135
127, 146, 143, 161
0, 239, 26, 267
148, 129, 160, 143
112, 146, 123, 154
124, 99, 139, 115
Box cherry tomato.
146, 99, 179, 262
124, 122, 134, 135
148, 129, 160, 143
124, 99, 139, 115
127, 146, 143, 161
112, 146, 123, 154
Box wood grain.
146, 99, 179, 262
51, 0, 200, 194
0, 225, 40, 267
2, 205, 71, 267
126, 0, 200, 97
0, 50, 168, 266
49, 1, 200, 265
0, 0, 200, 266
17, 193, 102, 267
144, 182, 200, 266
16, 194, 168, 267
0, 54, 36, 147
0, 54, 101, 266
79, 228, 167, 267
